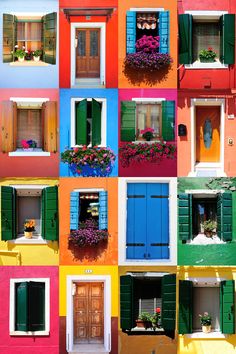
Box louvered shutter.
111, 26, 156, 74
126, 11, 136, 54
76, 99, 87, 145
159, 11, 169, 54
99, 191, 108, 230
220, 280, 235, 334
179, 14, 193, 64
220, 14, 235, 65
42, 12, 57, 64
70, 191, 79, 230
162, 274, 176, 335
28, 282, 45, 331
43, 186, 58, 241
3, 14, 16, 63
120, 275, 135, 331
1, 101, 17, 153
15, 282, 28, 331
92, 98, 102, 146
162, 100, 175, 141
1, 186, 16, 241
120, 101, 136, 142
217, 193, 232, 241
44, 101, 57, 153
178, 193, 192, 241
179, 280, 193, 334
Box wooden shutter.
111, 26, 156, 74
1, 101, 17, 153
99, 191, 108, 230
179, 280, 193, 334
42, 12, 57, 64
92, 98, 101, 146
44, 101, 57, 153
159, 11, 169, 54
121, 101, 136, 142
1, 186, 16, 241
43, 186, 58, 241
220, 280, 235, 334
15, 282, 28, 331
178, 193, 192, 241
126, 11, 136, 54
70, 191, 79, 230
3, 14, 16, 63
162, 274, 176, 334
220, 14, 235, 65
162, 100, 175, 141
217, 193, 232, 242
76, 99, 87, 145
120, 275, 135, 331
28, 282, 45, 331
179, 14, 193, 64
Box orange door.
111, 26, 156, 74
76, 29, 100, 78
196, 106, 220, 162
73, 282, 104, 344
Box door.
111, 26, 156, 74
196, 106, 220, 163
76, 29, 100, 78
73, 282, 104, 344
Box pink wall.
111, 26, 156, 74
118, 89, 177, 177
0, 89, 59, 177
0, 266, 59, 354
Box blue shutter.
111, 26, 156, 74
159, 11, 169, 54
70, 192, 79, 230
126, 11, 136, 54
146, 183, 169, 259
99, 191, 108, 230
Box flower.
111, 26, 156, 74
156, 307, 161, 314
24, 219, 36, 232
69, 219, 109, 247
21, 139, 37, 149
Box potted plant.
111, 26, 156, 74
32, 49, 42, 62
69, 219, 109, 247
140, 128, 155, 141
152, 307, 161, 330
21, 139, 37, 151
199, 47, 217, 63
13, 47, 27, 62
199, 312, 212, 333
24, 219, 35, 239
136, 312, 153, 330
203, 220, 217, 238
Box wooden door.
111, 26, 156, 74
76, 29, 100, 78
73, 282, 104, 344
196, 106, 220, 162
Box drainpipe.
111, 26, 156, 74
0, 250, 21, 265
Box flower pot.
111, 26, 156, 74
24, 231, 33, 239
204, 231, 213, 238
69, 162, 113, 177
202, 325, 211, 333
199, 58, 215, 63
136, 320, 152, 329
18, 57, 25, 62
33, 56, 40, 62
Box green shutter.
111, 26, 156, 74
179, 280, 193, 335
220, 280, 235, 334
220, 14, 235, 65
43, 186, 58, 241
162, 100, 175, 141
217, 193, 232, 242
42, 12, 57, 64
1, 186, 16, 241
76, 99, 87, 146
92, 98, 102, 146
15, 282, 28, 331
28, 282, 45, 331
178, 193, 192, 241
120, 275, 135, 331
162, 273, 176, 334
179, 14, 193, 64
120, 101, 136, 142
3, 14, 16, 63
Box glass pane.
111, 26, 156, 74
90, 31, 98, 56
27, 22, 42, 41
193, 21, 220, 61
150, 105, 160, 136
137, 105, 147, 134
204, 118, 212, 149
77, 31, 86, 56
17, 22, 25, 41
193, 199, 217, 235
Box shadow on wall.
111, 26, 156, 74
123, 64, 173, 87
68, 240, 108, 262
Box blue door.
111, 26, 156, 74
126, 183, 169, 260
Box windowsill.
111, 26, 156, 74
185, 331, 228, 339
187, 233, 226, 245
185, 60, 228, 69
132, 140, 166, 144
9, 149, 50, 157
10, 330, 49, 336
9, 235, 48, 244
9, 60, 49, 67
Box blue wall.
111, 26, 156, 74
60, 89, 119, 177
0, 0, 58, 88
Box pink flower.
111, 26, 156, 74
21, 140, 29, 148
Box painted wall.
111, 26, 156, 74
0, 0, 59, 88
59, 0, 118, 88
178, 178, 236, 266
118, 0, 177, 89
177, 266, 236, 354
0, 178, 59, 266
60, 89, 118, 177
0, 266, 59, 354
177, 91, 236, 177
119, 89, 177, 177
0, 89, 59, 177
178, 0, 236, 90
59, 177, 118, 265
59, 265, 118, 354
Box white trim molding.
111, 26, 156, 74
130, 8, 165, 12
131, 98, 166, 103
118, 177, 177, 266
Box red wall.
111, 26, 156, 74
0, 89, 59, 177
59, 0, 118, 88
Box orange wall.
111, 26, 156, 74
118, 0, 177, 88
59, 177, 118, 265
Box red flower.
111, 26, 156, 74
156, 307, 161, 314
208, 47, 213, 51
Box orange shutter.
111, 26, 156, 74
1, 101, 17, 153
44, 101, 57, 153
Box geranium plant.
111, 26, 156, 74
32, 49, 42, 57
199, 312, 212, 326
141, 128, 155, 141
152, 307, 161, 330
24, 219, 35, 232
199, 47, 217, 62
69, 219, 109, 247
13, 48, 27, 59
21, 139, 37, 149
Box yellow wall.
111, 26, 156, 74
59, 265, 118, 317
0, 178, 59, 266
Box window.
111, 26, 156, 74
3, 12, 57, 64
178, 192, 232, 244
179, 279, 235, 335
120, 100, 175, 142
179, 13, 235, 65
1, 185, 58, 242
10, 278, 49, 335
70, 190, 107, 231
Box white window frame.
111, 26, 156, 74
118, 177, 177, 266
9, 277, 50, 336
184, 11, 228, 69
70, 98, 107, 148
